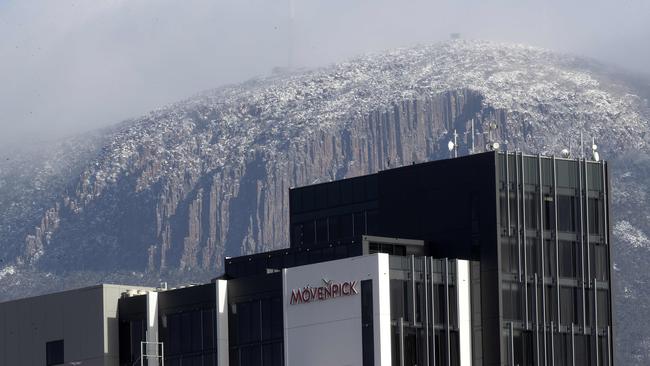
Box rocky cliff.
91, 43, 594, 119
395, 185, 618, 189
1, 40, 649, 364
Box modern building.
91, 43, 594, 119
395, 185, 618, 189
0, 151, 615, 366
0, 284, 155, 366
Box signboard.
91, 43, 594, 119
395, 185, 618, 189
289, 279, 358, 305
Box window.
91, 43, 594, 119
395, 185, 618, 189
315, 218, 328, 244
592, 243, 609, 281
524, 192, 538, 230
353, 212, 365, 236
302, 221, 315, 247
559, 241, 579, 278
557, 195, 577, 232
366, 210, 379, 235
361, 280, 374, 366
501, 240, 518, 274
544, 239, 555, 276
46, 340, 64, 366
588, 197, 603, 235
513, 331, 534, 366
543, 195, 554, 230
560, 287, 580, 326
502, 282, 522, 320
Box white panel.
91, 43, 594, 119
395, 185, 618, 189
146, 291, 160, 366
283, 253, 391, 366
457, 259, 472, 366
216, 280, 230, 366
376, 253, 392, 365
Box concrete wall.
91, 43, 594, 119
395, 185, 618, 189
283, 254, 392, 366
0, 284, 153, 366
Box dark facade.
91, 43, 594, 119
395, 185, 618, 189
117, 151, 613, 366
289, 151, 614, 366
119, 284, 218, 365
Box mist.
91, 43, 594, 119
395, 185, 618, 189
1, 0, 649, 148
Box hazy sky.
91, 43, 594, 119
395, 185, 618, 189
1, 0, 649, 147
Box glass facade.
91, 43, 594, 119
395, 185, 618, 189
228, 297, 283, 366
290, 175, 379, 248
498, 153, 613, 366
389, 255, 461, 366
160, 307, 217, 366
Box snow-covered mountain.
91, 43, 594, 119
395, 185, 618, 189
1, 40, 649, 364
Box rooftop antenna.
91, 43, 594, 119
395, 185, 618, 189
580, 131, 584, 159
447, 129, 458, 158
560, 148, 570, 158
591, 137, 600, 162
484, 122, 500, 152
471, 119, 475, 154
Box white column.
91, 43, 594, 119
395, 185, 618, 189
376, 253, 393, 365
146, 291, 160, 366
216, 280, 229, 366
457, 259, 472, 366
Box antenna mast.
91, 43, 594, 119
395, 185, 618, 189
471, 119, 475, 154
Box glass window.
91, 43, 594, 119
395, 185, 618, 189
301, 187, 314, 211
314, 185, 327, 209
131, 319, 145, 361
588, 197, 602, 235
353, 212, 365, 236
592, 244, 608, 281
544, 239, 555, 276
513, 330, 534, 366
524, 192, 538, 230
559, 241, 579, 278
554, 333, 571, 366
353, 178, 365, 202
390, 279, 406, 321
46, 340, 64, 366
339, 214, 353, 239
240, 344, 261, 366
597, 290, 610, 326
543, 195, 554, 230
191, 310, 202, 352
302, 221, 315, 247
557, 195, 577, 232
366, 210, 379, 235
291, 224, 303, 247
560, 287, 580, 326
525, 239, 538, 276
575, 335, 592, 365
327, 182, 340, 206
432, 284, 446, 325
261, 298, 271, 341
501, 240, 518, 274
202, 309, 215, 350
169, 313, 181, 355
181, 312, 192, 352
502, 282, 522, 321
316, 218, 328, 244
545, 285, 557, 324
341, 179, 353, 204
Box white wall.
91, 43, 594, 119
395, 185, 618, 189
283, 253, 391, 366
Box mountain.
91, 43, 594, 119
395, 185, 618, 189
1, 40, 649, 364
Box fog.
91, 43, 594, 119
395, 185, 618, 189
1, 0, 649, 147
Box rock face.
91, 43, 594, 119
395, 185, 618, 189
1, 40, 650, 364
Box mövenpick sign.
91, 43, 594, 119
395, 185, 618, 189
289, 279, 358, 305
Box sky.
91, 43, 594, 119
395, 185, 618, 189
1, 0, 649, 147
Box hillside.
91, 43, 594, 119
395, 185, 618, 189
0, 40, 649, 364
